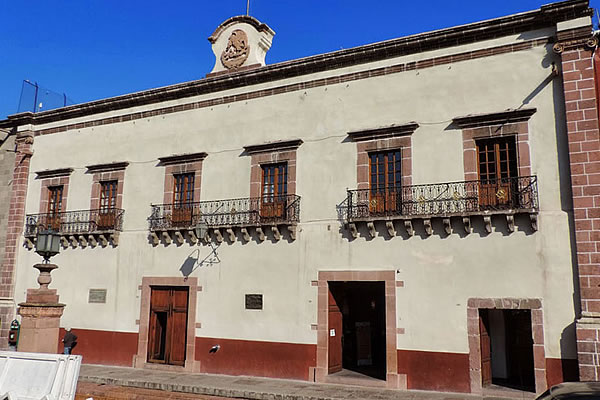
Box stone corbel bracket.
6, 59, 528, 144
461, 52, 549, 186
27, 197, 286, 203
343, 211, 538, 240
442, 218, 451, 235
23, 232, 120, 250
386, 221, 396, 237
483, 215, 492, 234
423, 219, 433, 236
151, 223, 297, 246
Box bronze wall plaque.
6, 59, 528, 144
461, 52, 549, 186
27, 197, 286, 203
245, 294, 263, 310
88, 289, 107, 304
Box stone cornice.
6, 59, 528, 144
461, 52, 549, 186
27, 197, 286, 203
85, 161, 129, 173
553, 26, 597, 53
453, 108, 537, 129
158, 152, 208, 165
0, 1, 590, 130
244, 139, 303, 154
347, 122, 419, 142
208, 15, 274, 44
35, 168, 74, 179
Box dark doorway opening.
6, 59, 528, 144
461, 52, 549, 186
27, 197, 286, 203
148, 286, 189, 366
479, 309, 535, 392
328, 281, 386, 380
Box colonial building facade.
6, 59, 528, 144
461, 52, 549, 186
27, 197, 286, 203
1, 0, 600, 394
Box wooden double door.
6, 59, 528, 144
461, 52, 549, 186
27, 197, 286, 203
147, 286, 189, 366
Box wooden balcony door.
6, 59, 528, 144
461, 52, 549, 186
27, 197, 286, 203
261, 163, 287, 219
172, 173, 195, 227
147, 286, 189, 366
98, 181, 117, 230
369, 150, 401, 214
477, 137, 517, 208
46, 186, 63, 231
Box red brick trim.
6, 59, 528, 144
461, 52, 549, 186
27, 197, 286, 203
461, 120, 532, 182
356, 137, 412, 190
135, 277, 199, 372
38, 176, 70, 214
90, 170, 125, 210
161, 161, 203, 205
557, 41, 600, 381
467, 298, 546, 394
315, 270, 404, 389
31, 39, 549, 137
0, 132, 33, 347
249, 149, 298, 198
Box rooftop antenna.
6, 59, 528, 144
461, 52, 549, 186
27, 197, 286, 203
246, 0, 250, 16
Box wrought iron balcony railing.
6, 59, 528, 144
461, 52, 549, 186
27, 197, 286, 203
25, 208, 125, 237
149, 194, 301, 231
343, 176, 538, 221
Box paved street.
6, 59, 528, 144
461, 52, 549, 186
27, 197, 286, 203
76, 382, 233, 400
79, 364, 534, 400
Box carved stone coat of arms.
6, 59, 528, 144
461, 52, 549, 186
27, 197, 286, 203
220, 29, 250, 69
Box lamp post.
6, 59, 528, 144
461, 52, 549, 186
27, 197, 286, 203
16, 229, 66, 353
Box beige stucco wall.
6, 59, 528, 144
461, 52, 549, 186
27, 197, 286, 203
13, 28, 578, 361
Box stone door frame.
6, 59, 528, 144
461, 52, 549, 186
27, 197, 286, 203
314, 270, 405, 389
135, 276, 199, 372
467, 297, 546, 394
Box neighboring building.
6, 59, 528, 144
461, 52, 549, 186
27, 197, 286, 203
1, 0, 600, 394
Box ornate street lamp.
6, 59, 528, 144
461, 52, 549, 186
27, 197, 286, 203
18, 229, 66, 353
35, 229, 61, 263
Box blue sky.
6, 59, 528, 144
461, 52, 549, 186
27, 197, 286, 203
0, 1, 598, 120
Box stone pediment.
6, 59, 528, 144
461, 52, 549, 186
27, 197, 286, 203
207, 15, 275, 76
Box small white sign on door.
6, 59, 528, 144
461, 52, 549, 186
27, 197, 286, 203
330, 329, 335, 336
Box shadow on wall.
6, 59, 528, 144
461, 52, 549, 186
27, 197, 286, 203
547, 322, 580, 386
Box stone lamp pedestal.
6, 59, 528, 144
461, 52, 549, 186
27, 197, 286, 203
17, 263, 65, 353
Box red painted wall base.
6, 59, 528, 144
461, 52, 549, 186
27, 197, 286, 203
58, 328, 138, 367
398, 350, 471, 393
55, 329, 580, 393
546, 358, 579, 387
195, 337, 316, 380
